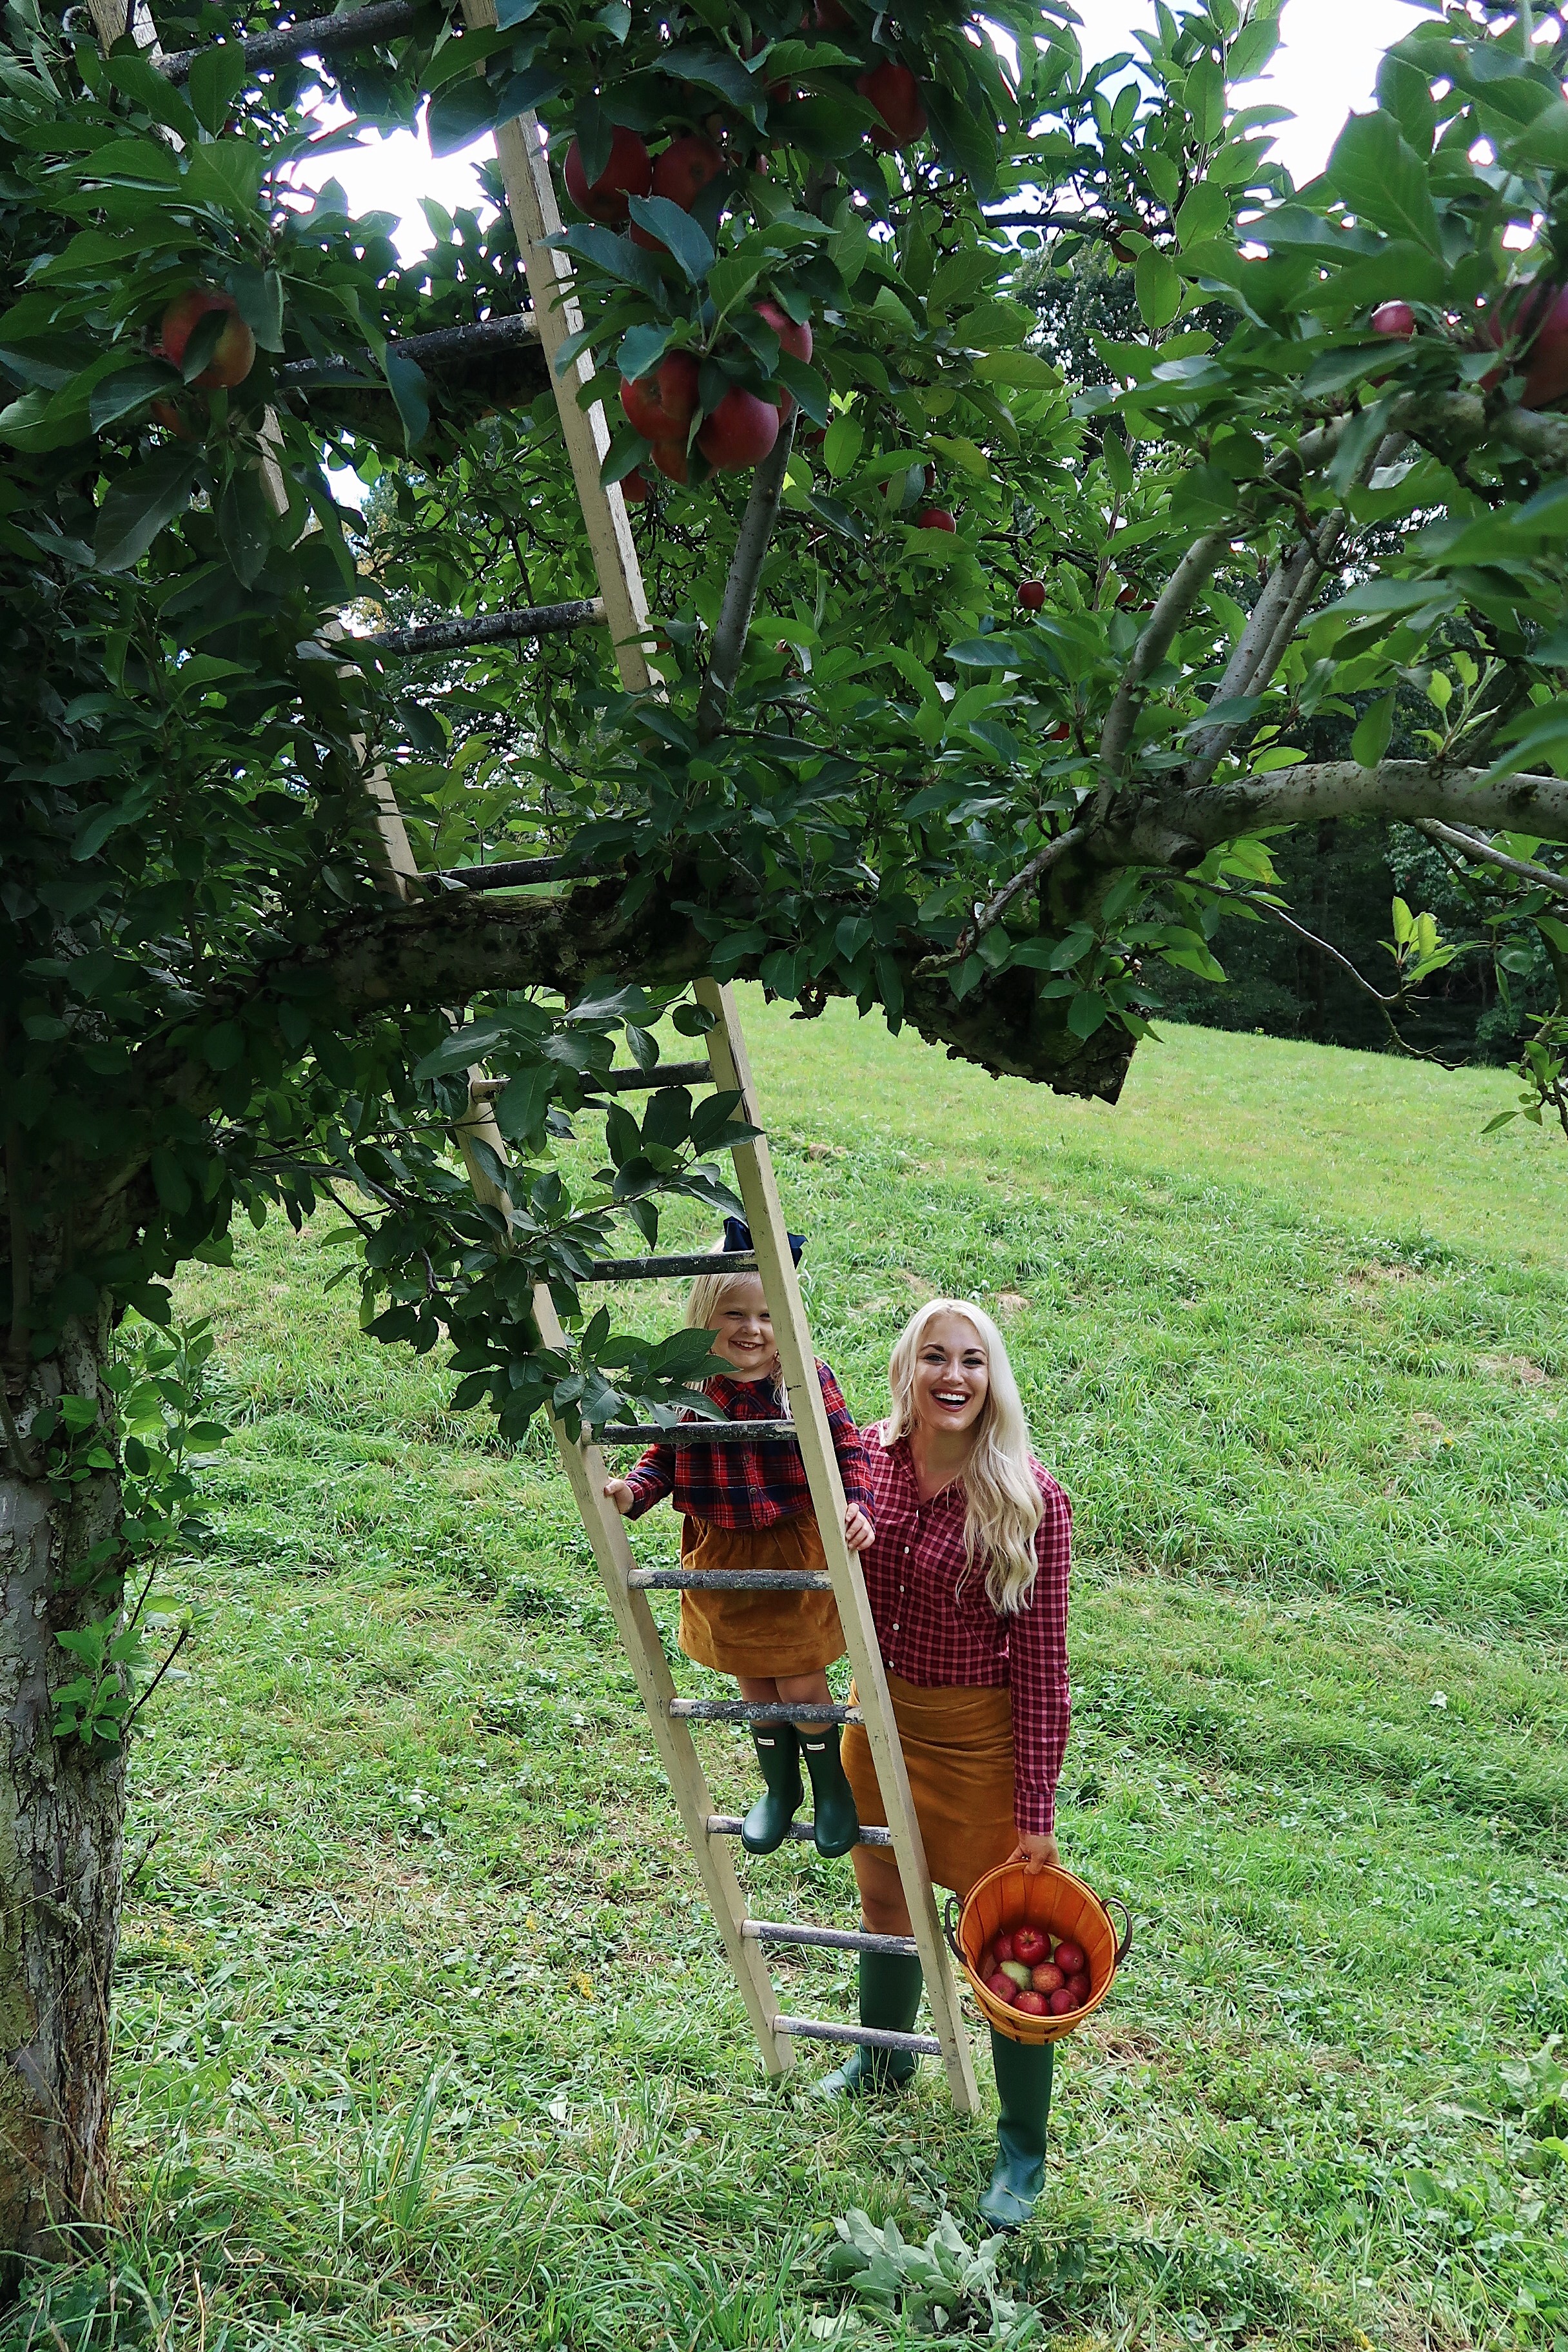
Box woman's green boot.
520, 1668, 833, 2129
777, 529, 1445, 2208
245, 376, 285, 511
977, 2030, 1054, 2230
799, 1724, 860, 1857
741, 1723, 803, 1854
815, 1952, 924, 2096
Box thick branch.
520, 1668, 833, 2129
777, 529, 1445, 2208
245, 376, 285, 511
1416, 819, 1568, 901
157, 0, 428, 81
275, 311, 541, 395
695, 414, 798, 743
1137, 761, 1568, 863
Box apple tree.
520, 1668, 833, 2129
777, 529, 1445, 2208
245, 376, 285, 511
3, 0, 1567, 2261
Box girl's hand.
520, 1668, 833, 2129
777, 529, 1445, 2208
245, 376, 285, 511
603, 1478, 636, 1514
843, 1504, 875, 1553
1008, 1830, 1059, 1876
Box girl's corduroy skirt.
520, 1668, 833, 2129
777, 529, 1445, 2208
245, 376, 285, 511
841, 1671, 1017, 1897
677, 1513, 847, 1675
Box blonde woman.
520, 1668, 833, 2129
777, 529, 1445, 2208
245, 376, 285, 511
604, 1220, 874, 1857
822, 1299, 1071, 2232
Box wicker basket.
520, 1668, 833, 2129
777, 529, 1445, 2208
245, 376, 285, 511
945, 1861, 1131, 2046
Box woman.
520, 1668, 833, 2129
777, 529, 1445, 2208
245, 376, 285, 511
821, 1298, 1071, 2233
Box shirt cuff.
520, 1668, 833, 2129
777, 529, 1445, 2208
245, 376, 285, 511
1014, 1783, 1056, 1836
624, 1478, 665, 1521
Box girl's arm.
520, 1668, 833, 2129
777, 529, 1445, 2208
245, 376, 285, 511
817, 1362, 873, 1513
1006, 1478, 1072, 1846
615, 1440, 674, 1518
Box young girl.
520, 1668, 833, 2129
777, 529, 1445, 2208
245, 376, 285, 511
603, 1224, 874, 1859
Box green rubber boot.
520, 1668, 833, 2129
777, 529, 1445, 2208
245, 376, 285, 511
800, 1723, 860, 1858
815, 1952, 924, 2097
977, 2028, 1055, 2231
741, 1723, 802, 1855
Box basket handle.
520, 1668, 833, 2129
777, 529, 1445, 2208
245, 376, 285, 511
943, 1894, 966, 1968
1104, 1894, 1132, 1966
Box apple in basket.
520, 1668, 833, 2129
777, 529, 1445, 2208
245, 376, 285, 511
994, 1932, 1016, 1964
999, 1961, 1034, 1990
1047, 1986, 1077, 2016
1013, 1988, 1049, 2017
1031, 1962, 1064, 1994
1012, 1926, 1048, 1966
985, 1968, 1017, 2001
1069, 1972, 1092, 2005
1054, 1937, 1088, 1978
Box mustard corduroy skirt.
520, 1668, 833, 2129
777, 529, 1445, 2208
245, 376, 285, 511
842, 1671, 1017, 1899
677, 1513, 847, 1676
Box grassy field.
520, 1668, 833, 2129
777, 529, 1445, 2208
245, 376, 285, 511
23, 1002, 1568, 2352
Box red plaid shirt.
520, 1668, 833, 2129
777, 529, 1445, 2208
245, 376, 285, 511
624, 1362, 871, 1529
861, 1427, 1071, 1834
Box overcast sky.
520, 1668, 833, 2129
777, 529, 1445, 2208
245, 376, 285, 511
297, 0, 1422, 260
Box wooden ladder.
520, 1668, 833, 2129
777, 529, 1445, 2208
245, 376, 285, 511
532, 983, 978, 2110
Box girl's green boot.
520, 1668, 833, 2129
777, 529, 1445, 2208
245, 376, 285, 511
741, 1723, 803, 1855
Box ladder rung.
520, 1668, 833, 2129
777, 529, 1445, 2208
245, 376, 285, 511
707, 1813, 894, 1848
773, 2016, 941, 2055
581, 1250, 756, 1281
599, 1420, 795, 1447
589, 1062, 716, 1095
669, 1701, 861, 1725
628, 1568, 832, 1591
745, 1919, 919, 1957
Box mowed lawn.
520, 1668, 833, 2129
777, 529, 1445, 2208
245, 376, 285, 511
70, 1001, 1568, 2352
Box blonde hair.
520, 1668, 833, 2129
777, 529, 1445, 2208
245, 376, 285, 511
685, 1262, 786, 1402
883, 1300, 1044, 1613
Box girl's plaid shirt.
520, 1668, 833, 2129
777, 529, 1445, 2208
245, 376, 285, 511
623, 1362, 872, 1528
861, 1426, 1072, 1836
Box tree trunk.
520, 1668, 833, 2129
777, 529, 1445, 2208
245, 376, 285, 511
1, 1301, 125, 2278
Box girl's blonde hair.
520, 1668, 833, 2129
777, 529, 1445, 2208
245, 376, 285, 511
883, 1300, 1043, 1613
684, 1261, 770, 1335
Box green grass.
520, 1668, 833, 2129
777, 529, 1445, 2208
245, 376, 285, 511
23, 1006, 1568, 2351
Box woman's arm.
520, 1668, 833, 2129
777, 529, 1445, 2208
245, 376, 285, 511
1006, 1478, 1072, 1867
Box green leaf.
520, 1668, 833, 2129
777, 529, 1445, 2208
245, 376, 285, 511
93, 446, 201, 573
427, 74, 503, 157
230, 265, 285, 355
625, 196, 714, 285
617, 322, 674, 380
1175, 183, 1230, 250
382, 348, 430, 450
1134, 248, 1182, 331
88, 360, 181, 433
1326, 111, 1442, 255
970, 348, 1057, 387
775, 355, 828, 424
1351, 691, 1396, 769
186, 42, 253, 136
658, 44, 764, 118
218, 465, 272, 587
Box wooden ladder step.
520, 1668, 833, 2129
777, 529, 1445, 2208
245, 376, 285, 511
368, 598, 605, 658
628, 1568, 832, 1592
774, 2017, 943, 2055
582, 1248, 755, 1280
706, 1812, 893, 1849
744, 1919, 919, 1957
600, 1419, 794, 1447
669, 1700, 861, 1725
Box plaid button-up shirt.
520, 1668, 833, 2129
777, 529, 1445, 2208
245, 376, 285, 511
861, 1426, 1072, 1834
624, 1362, 871, 1529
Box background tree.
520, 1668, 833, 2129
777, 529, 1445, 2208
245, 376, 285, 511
4, 0, 1568, 2262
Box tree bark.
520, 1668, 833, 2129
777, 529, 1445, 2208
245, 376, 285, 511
0, 1298, 125, 2277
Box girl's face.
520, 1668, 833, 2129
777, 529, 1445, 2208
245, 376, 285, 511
910, 1313, 990, 1436
709, 1277, 778, 1378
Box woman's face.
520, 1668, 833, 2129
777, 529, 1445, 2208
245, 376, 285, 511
910, 1313, 990, 1437
709, 1277, 777, 1378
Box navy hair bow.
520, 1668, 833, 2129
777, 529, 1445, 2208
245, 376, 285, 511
723, 1215, 804, 1266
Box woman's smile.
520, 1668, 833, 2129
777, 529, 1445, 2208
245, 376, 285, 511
912, 1314, 990, 1433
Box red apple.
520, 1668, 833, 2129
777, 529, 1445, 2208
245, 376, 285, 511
1012, 1926, 1048, 1966
1053, 1938, 1086, 1977
564, 126, 652, 226
977, 1946, 996, 1981
1017, 580, 1046, 612
856, 59, 927, 153
150, 397, 199, 440
1046, 720, 1071, 741
621, 466, 650, 503
1014, 1988, 1049, 2016
914, 507, 956, 532
993, 1932, 1015, 1965
158, 289, 255, 390
652, 133, 725, 210
651, 437, 692, 485
985, 1968, 1016, 2001
1522, 285, 1568, 408
698, 386, 780, 471
1068, 1971, 1092, 2005
1371, 300, 1416, 339
620, 351, 700, 442
1047, 1986, 1077, 2016
754, 299, 812, 366
1031, 1961, 1064, 1994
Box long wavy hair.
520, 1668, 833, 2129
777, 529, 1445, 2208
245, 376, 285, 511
883, 1300, 1043, 1612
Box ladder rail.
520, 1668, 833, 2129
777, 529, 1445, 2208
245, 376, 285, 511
530, 1280, 794, 2077
694, 979, 981, 2117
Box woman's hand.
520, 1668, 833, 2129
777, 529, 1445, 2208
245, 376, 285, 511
843, 1504, 876, 1553
602, 1478, 636, 1514
1008, 1830, 1059, 1876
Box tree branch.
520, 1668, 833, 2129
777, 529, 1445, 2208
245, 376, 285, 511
1139, 760, 1568, 861
1095, 531, 1228, 818
157, 0, 426, 80
1415, 819, 1568, 901
695, 413, 798, 743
